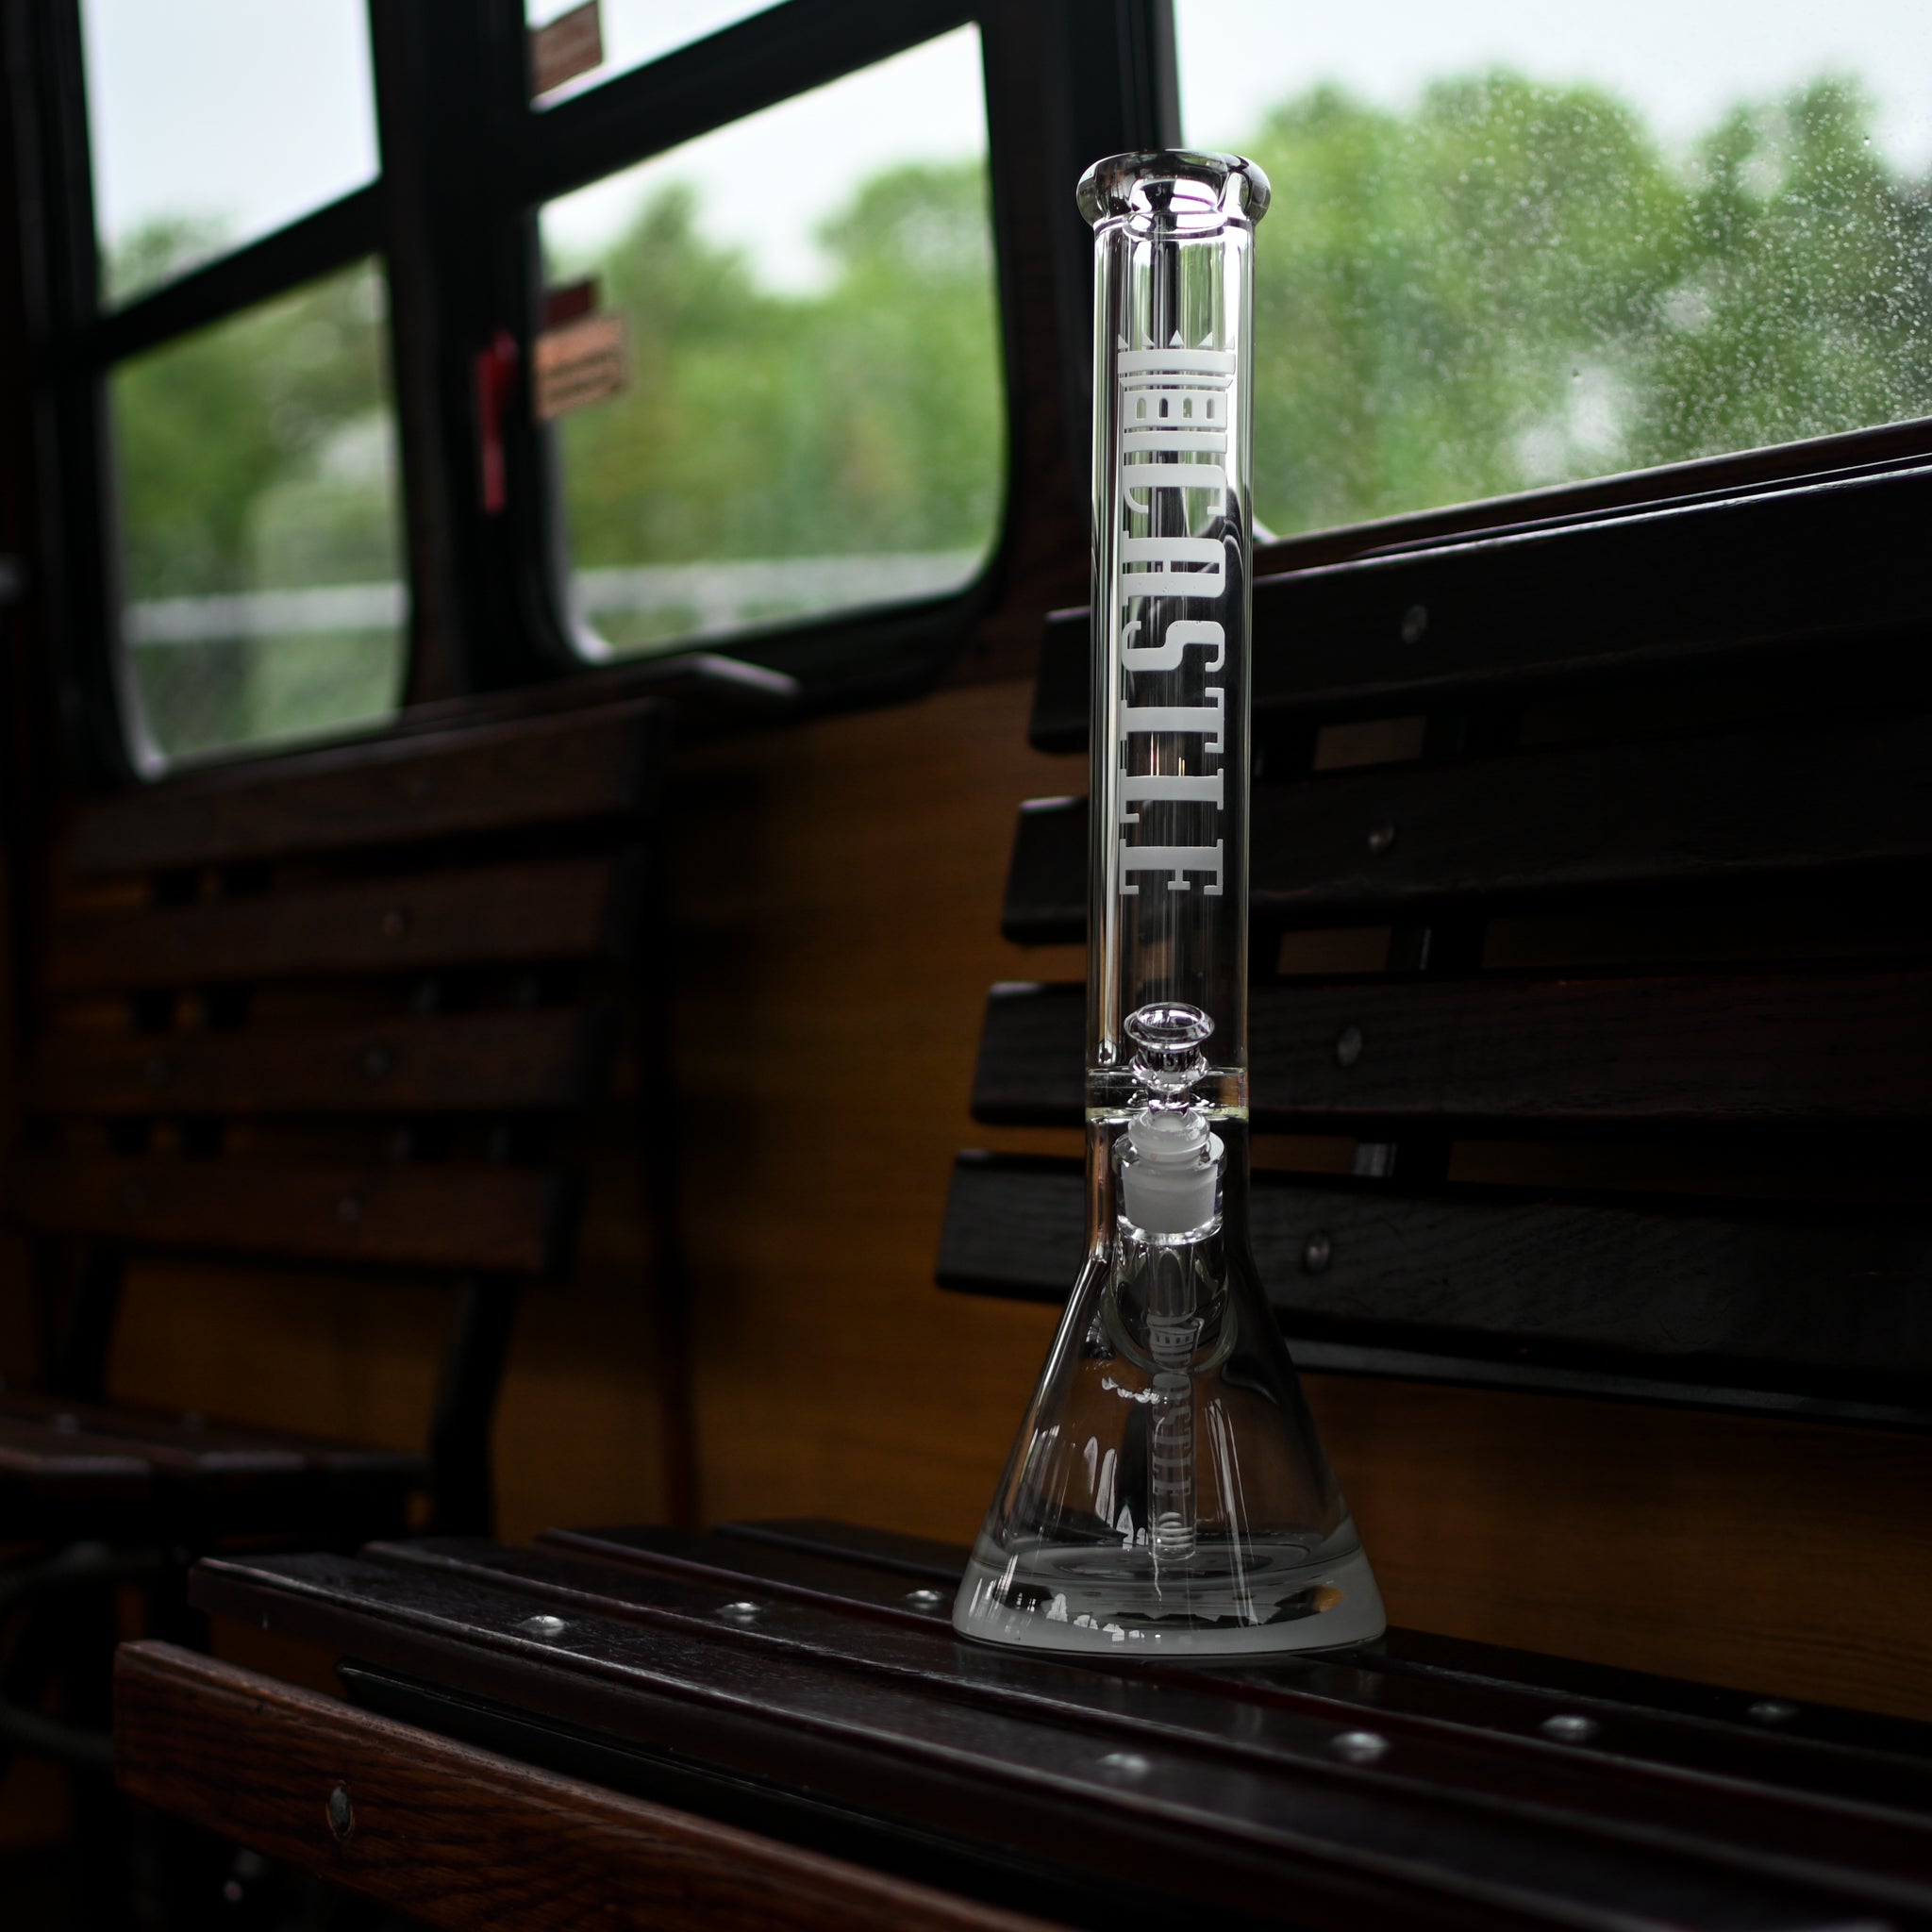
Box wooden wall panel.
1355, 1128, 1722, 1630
1306, 1378, 1932, 1716
667, 681, 1077, 1541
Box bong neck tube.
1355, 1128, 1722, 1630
1081, 153, 1268, 1125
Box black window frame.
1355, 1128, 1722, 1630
10, 0, 404, 783
3, 0, 1178, 786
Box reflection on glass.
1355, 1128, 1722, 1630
80, 0, 380, 305
526, 0, 781, 104
1174, 0, 1932, 535
110, 261, 405, 768
540, 26, 1003, 658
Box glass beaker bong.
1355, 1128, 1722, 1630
954, 153, 1385, 1656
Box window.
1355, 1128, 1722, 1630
108, 262, 404, 766
28, 0, 1041, 775
79, 0, 381, 305
539, 26, 1003, 658
1174, 0, 1932, 538
47, 3, 1924, 778
68, 0, 404, 772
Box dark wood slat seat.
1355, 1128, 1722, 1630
0, 1413, 154, 1499
0, 1389, 423, 1485
973, 967, 1932, 1129
936, 1153, 1932, 1428
104, 1521, 1932, 1931
545, 1518, 1932, 1796
1028, 461, 1932, 750
0, 1391, 423, 1500
1004, 712, 1932, 941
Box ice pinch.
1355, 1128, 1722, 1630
954, 152, 1385, 1656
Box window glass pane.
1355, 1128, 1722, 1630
540, 26, 1003, 658
526, 0, 780, 105
81, 0, 380, 305
110, 261, 406, 768
1175, 0, 1932, 536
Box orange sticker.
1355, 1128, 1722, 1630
533, 310, 630, 420
529, 1, 603, 98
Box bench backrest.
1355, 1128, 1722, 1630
941, 461, 1932, 1429
17, 701, 667, 1526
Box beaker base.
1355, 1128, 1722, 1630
953, 1534, 1385, 1656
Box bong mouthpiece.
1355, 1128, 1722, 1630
1124, 1003, 1213, 1099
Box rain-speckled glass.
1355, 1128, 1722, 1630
1174, 0, 1932, 534
110, 261, 405, 769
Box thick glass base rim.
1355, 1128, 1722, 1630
953, 1541, 1387, 1658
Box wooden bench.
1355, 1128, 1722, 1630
112, 1518, 1932, 1929
0, 703, 668, 1790
941, 457, 1932, 1432
101, 461, 1932, 1924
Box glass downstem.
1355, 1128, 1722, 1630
1147, 1242, 1197, 1566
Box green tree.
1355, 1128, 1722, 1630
1239, 70, 1932, 535
1632, 76, 1932, 461
111, 245, 402, 757
552, 158, 1003, 647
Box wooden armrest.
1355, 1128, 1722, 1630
113, 1641, 1060, 1932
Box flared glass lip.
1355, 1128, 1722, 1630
1076, 149, 1271, 231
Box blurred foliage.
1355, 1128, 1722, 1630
1242, 71, 1932, 531
107, 70, 1932, 755
111, 245, 403, 758
548, 159, 1002, 646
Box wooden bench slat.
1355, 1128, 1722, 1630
175, 1547, 1930, 1930
360, 1534, 1932, 1903
0, 1414, 154, 1497
1003, 713, 1932, 941
973, 968, 1932, 1129
115, 1642, 1052, 1932
68, 705, 662, 878
1029, 461, 1932, 750
12, 1157, 571, 1274
30, 1006, 617, 1116
45, 855, 638, 992
572, 1519, 1932, 1780
935, 1154, 1932, 1425
536, 1524, 958, 1631
534, 1522, 1932, 1813
0, 1391, 425, 1490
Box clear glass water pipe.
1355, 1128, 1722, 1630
955, 152, 1385, 1656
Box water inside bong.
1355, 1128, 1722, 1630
954, 1155, 1385, 1657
